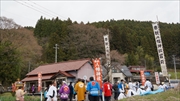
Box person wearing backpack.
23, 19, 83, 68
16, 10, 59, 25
86, 77, 100, 101
43, 87, 48, 101
59, 81, 70, 101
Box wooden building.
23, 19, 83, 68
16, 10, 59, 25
22, 59, 94, 93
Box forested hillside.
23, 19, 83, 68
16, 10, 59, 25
90, 20, 180, 68
0, 16, 179, 85
34, 16, 180, 69
0, 17, 42, 85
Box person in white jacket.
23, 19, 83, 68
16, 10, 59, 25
134, 86, 145, 95
144, 79, 152, 91
126, 88, 137, 97
46, 80, 57, 101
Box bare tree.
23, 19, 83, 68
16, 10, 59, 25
0, 16, 22, 29
110, 50, 125, 65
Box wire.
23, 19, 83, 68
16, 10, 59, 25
14, 0, 55, 18
15, 0, 67, 20
22, 0, 57, 17
27, 0, 67, 19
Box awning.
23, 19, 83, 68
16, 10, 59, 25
22, 75, 53, 82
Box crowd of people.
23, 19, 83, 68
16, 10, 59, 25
43, 77, 172, 101
114, 79, 171, 100
12, 77, 171, 101
43, 77, 114, 101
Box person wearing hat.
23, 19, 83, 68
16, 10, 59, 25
59, 81, 70, 101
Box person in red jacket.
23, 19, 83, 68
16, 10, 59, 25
103, 79, 112, 101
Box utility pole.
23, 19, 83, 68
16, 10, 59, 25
53, 44, 59, 63
172, 55, 177, 80
144, 60, 146, 69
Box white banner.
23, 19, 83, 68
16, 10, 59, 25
103, 35, 111, 66
155, 72, 160, 84
152, 22, 168, 76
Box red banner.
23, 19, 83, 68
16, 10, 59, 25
140, 70, 146, 86
38, 72, 42, 92
92, 58, 103, 89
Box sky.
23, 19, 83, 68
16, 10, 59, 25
1, 0, 180, 27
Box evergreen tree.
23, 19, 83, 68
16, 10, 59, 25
0, 41, 21, 85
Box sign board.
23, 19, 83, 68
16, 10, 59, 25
152, 22, 168, 76
38, 72, 42, 92
92, 58, 103, 89
155, 72, 160, 84
83, 75, 87, 80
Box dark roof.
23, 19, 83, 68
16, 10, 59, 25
111, 62, 132, 77
120, 66, 133, 77
27, 59, 90, 76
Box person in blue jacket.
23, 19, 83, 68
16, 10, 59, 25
44, 87, 48, 101
86, 76, 100, 101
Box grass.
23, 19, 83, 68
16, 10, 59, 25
168, 71, 180, 79
1, 89, 180, 101
0, 92, 41, 101
120, 85, 180, 101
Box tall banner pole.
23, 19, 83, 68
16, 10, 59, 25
152, 22, 168, 76
103, 34, 111, 82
